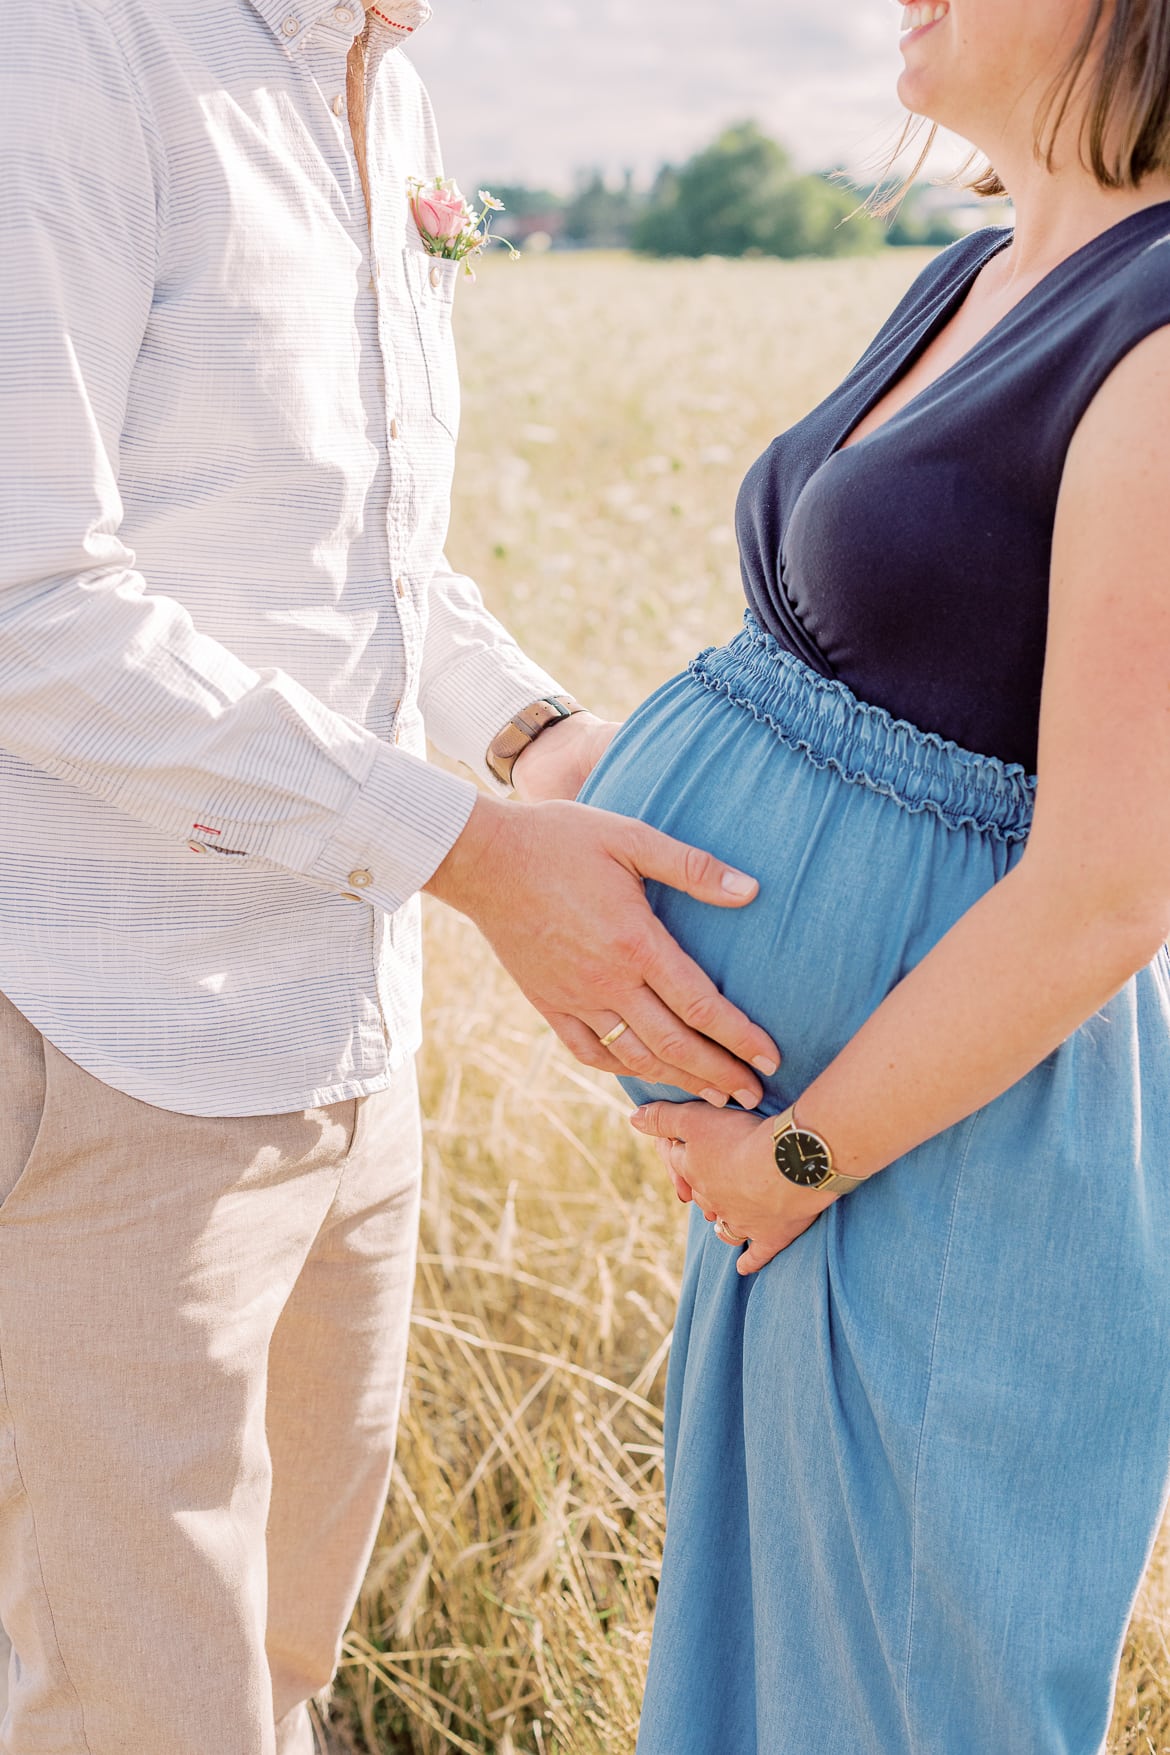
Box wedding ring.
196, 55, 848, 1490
599, 1021, 630, 1049
714, 1218, 749, 1247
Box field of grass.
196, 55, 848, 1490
333, 251, 1170, 1755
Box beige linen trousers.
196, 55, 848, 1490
0, 991, 423, 1754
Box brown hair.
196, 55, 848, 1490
872, 0, 1170, 212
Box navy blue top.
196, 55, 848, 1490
737, 205, 1170, 773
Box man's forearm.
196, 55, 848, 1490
0, 565, 477, 914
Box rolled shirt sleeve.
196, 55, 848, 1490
420, 555, 569, 793
0, 7, 486, 911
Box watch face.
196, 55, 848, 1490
775, 1126, 833, 1189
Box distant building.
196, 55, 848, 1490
493, 209, 567, 246
915, 184, 1013, 234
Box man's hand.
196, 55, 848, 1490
511, 711, 622, 803
425, 795, 780, 1107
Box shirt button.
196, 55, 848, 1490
281, 13, 300, 34
390, 417, 400, 440
186, 840, 208, 855
347, 868, 374, 889
340, 891, 364, 903
429, 265, 442, 289
395, 576, 407, 598
332, 94, 344, 116
333, 4, 354, 19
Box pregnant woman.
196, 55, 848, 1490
567, 0, 1170, 1749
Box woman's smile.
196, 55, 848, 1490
900, 2, 950, 42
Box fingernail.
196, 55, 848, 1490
721, 869, 757, 897
733, 1088, 758, 1110
700, 1088, 728, 1108
752, 1056, 779, 1076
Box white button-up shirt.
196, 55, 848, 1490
0, 0, 562, 1115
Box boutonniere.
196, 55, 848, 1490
408, 177, 519, 278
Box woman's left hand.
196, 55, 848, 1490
630, 1101, 838, 1276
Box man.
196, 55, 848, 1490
0, 1, 777, 1749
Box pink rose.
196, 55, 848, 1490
411, 180, 469, 244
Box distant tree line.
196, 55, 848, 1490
487, 122, 965, 260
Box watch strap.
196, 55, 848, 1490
821, 1168, 867, 1195
485, 695, 584, 790
772, 1105, 866, 1196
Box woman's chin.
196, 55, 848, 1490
894, 62, 949, 124
896, 71, 927, 114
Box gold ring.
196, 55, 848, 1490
599, 1021, 630, 1049
714, 1218, 749, 1247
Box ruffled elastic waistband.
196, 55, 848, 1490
688, 615, 1036, 844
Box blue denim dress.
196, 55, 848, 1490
581, 619, 1170, 1754
581, 213, 1170, 1752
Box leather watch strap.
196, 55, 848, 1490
486, 695, 584, 790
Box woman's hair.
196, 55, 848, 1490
873, 0, 1170, 211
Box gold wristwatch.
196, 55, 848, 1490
486, 695, 584, 790
772, 1105, 867, 1197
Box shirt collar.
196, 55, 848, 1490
246, 0, 431, 54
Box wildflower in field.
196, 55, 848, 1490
408, 176, 518, 277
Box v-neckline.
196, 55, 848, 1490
831, 200, 1170, 459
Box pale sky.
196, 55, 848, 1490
408, 0, 960, 193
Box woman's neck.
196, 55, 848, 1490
985, 142, 1170, 289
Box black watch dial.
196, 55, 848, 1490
774, 1126, 833, 1189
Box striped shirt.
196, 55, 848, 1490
0, 0, 562, 1116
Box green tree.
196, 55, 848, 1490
765, 175, 883, 258
563, 169, 642, 248
634, 122, 792, 258
886, 192, 964, 247
633, 122, 881, 260
484, 184, 563, 220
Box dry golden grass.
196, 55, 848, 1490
332, 251, 1170, 1754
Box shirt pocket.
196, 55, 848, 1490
402, 241, 460, 441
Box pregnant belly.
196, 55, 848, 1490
579, 664, 1018, 1113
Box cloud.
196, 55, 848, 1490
409, 0, 911, 189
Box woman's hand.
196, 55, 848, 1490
511, 712, 622, 802
629, 1101, 839, 1276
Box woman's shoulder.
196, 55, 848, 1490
1048, 213, 1170, 426
1090, 223, 1170, 322
1025, 207, 1170, 347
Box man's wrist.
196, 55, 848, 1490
485, 695, 585, 790
511, 710, 614, 794
423, 792, 516, 915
